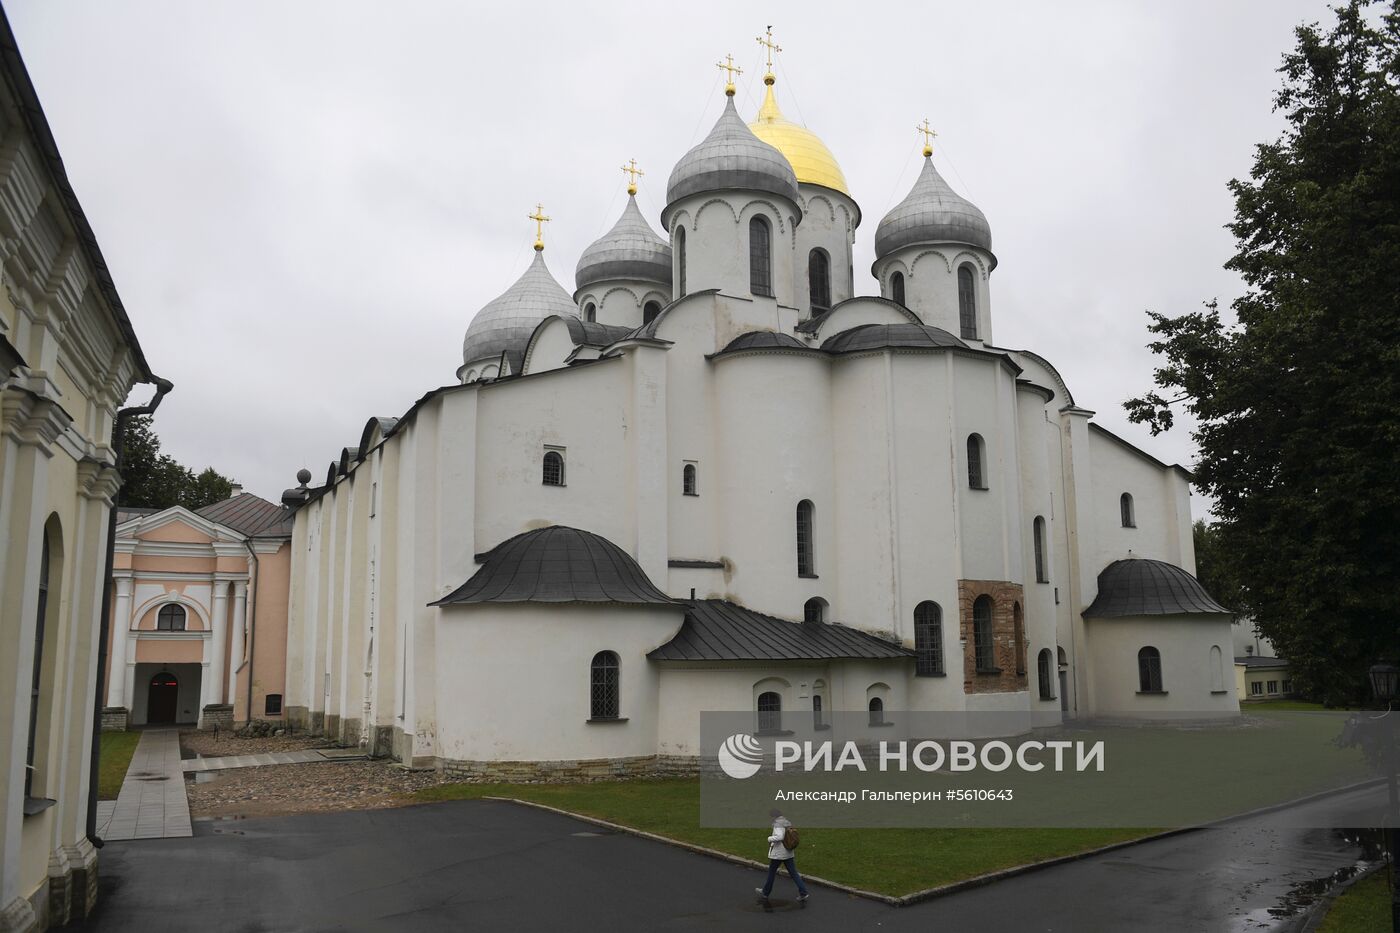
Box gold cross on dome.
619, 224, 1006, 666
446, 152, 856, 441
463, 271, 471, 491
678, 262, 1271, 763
528, 203, 550, 251
916, 118, 938, 157
757, 25, 782, 74
716, 54, 743, 96
621, 159, 644, 195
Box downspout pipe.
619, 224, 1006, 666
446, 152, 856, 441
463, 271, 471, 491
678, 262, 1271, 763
86, 376, 172, 847
242, 538, 259, 725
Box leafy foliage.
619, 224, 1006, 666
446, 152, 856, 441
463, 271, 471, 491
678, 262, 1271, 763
118, 416, 237, 511
1127, 1, 1400, 705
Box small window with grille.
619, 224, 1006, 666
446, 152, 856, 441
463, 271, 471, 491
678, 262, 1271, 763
682, 462, 698, 496
157, 604, 187, 631
590, 651, 620, 720
542, 447, 566, 487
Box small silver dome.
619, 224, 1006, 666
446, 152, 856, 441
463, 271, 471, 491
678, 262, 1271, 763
575, 196, 672, 294
874, 156, 992, 257
662, 95, 801, 227
461, 251, 577, 380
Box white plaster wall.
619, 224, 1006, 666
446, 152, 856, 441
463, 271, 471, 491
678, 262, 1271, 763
1086, 616, 1239, 717
521, 316, 578, 375
953, 353, 1016, 581
1016, 387, 1062, 713
875, 246, 995, 343
713, 351, 834, 619
793, 187, 858, 314
669, 193, 799, 309
1086, 427, 1193, 574
474, 362, 632, 553
433, 603, 685, 761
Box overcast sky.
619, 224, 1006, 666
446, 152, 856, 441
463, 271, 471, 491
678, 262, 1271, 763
7, 0, 1329, 516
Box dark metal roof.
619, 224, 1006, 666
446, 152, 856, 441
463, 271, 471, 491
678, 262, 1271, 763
115, 507, 156, 525
196, 493, 294, 539
796, 297, 922, 334
563, 317, 635, 348
431, 525, 678, 607
1083, 558, 1231, 618
874, 155, 992, 256
648, 599, 914, 662
715, 331, 810, 354
1236, 655, 1289, 669
821, 323, 968, 355
0, 9, 153, 382
575, 195, 672, 292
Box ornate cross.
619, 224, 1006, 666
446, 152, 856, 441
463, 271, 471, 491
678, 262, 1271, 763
528, 203, 550, 251
756, 25, 782, 74
716, 54, 742, 96
621, 159, 644, 196
916, 118, 938, 157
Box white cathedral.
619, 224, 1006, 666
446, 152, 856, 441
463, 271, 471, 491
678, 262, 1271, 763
282, 48, 1238, 777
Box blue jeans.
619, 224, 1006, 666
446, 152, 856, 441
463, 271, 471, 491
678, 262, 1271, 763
761, 858, 808, 897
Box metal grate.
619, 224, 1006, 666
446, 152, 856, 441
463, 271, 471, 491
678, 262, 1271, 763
967, 435, 985, 489
914, 601, 943, 675
1138, 647, 1162, 692
808, 249, 830, 311
1038, 649, 1054, 699
803, 598, 824, 624
749, 216, 772, 297
958, 264, 977, 338
1034, 517, 1048, 583
757, 691, 782, 733
157, 604, 186, 631
973, 596, 996, 672
795, 500, 815, 575
542, 450, 565, 486
591, 651, 620, 719
891, 271, 905, 306
683, 464, 697, 496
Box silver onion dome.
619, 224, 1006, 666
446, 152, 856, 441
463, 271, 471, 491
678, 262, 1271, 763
575, 196, 672, 294
662, 95, 801, 227
874, 156, 992, 257
460, 250, 578, 380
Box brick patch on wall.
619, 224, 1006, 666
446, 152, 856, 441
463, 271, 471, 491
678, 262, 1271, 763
958, 579, 1028, 694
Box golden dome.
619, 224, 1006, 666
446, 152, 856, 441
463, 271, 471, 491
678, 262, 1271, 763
748, 82, 849, 196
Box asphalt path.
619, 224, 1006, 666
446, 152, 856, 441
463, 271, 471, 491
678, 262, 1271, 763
73, 785, 1385, 933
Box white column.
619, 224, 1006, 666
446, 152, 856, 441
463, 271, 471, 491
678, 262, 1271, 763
205, 579, 229, 707
106, 576, 133, 707
227, 579, 248, 715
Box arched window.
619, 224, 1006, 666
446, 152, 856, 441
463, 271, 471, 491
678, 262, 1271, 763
542, 450, 565, 486
682, 463, 698, 496
795, 499, 815, 576
803, 597, 826, 625
890, 271, 905, 306
643, 301, 661, 324
583, 301, 596, 323
25, 529, 51, 796
1033, 516, 1048, 583
868, 696, 885, 727
757, 691, 782, 733
973, 595, 996, 672
1013, 603, 1025, 675
958, 264, 978, 339
811, 693, 824, 730
590, 651, 620, 719
914, 601, 943, 676
1120, 493, 1135, 528
674, 225, 687, 297
1210, 645, 1224, 692
808, 249, 831, 312
1138, 646, 1163, 693
967, 434, 987, 489
749, 216, 772, 297
157, 604, 186, 631
1038, 649, 1054, 699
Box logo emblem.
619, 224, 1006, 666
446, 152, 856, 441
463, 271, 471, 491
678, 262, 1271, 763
717, 733, 764, 780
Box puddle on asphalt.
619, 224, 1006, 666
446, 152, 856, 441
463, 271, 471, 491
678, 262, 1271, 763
1231, 829, 1386, 931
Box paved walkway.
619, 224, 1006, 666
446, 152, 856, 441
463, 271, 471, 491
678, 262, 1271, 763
75, 785, 1387, 932
94, 729, 191, 841
182, 749, 331, 772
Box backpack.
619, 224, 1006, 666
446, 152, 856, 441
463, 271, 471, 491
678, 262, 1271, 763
782, 826, 800, 851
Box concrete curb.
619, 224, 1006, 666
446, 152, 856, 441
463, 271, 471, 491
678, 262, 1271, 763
485, 796, 1189, 907
1298, 862, 1388, 933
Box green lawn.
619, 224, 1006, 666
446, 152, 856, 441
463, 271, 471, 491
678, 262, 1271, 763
1244, 699, 1347, 711
413, 778, 1150, 896
97, 731, 141, 800
1318, 870, 1391, 932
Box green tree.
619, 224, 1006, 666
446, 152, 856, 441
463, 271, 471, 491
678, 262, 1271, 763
1126, 1, 1400, 706
118, 416, 238, 511
1191, 520, 1249, 623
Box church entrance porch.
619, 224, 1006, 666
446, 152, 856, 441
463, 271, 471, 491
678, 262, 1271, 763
130, 662, 201, 726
